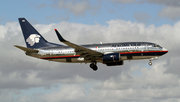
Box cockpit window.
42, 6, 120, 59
154, 45, 162, 48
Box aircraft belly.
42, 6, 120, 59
46, 58, 93, 63
49, 56, 160, 62
121, 56, 160, 60
132, 56, 159, 60
50, 59, 67, 62
120, 51, 164, 60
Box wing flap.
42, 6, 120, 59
54, 29, 103, 58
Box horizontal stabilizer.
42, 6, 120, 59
14, 45, 39, 53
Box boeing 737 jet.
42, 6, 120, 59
15, 18, 168, 71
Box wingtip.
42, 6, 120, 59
54, 29, 66, 42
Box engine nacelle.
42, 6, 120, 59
103, 53, 121, 63
105, 61, 124, 66
103, 53, 123, 66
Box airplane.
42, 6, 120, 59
14, 18, 168, 71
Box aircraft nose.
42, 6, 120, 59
162, 48, 168, 53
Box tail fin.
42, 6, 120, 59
18, 18, 61, 49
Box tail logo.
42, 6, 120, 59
26, 34, 40, 46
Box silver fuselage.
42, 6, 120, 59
27, 42, 168, 63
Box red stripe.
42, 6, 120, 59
41, 51, 168, 59
120, 51, 168, 54
41, 55, 80, 59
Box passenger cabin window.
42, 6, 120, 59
131, 43, 136, 46
137, 43, 141, 46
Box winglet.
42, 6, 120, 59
54, 29, 66, 42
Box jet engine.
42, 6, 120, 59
103, 53, 124, 66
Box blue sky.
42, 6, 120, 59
1, 0, 180, 102
0, 0, 177, 26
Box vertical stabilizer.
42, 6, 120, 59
18, 18, 61, 49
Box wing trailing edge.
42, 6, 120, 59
54, 29, 103, 57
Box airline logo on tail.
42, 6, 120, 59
26, 34, 40, 46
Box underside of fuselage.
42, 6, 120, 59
40, 56, 160, 63
28, 50, 167, 63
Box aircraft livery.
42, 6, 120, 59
15, 18, 168, 71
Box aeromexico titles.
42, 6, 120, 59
15, 18, 168, 71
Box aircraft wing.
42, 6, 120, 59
54, 29, 103, 59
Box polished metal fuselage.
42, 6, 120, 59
27, 42, 168, 63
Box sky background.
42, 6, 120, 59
1, 0, 180, 102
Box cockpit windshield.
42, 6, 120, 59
153, 45, 162, 48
